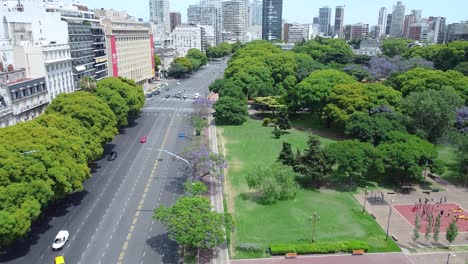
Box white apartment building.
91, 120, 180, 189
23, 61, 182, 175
101, 18, 154, 85
13, 44, 74, 101
171, 25, 206, 57
222, 0, 247, 42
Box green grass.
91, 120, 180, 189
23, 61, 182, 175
220, 118, 400, 258
437, 145, 462, 184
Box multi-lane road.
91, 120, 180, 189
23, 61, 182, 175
0, 62, 226, 264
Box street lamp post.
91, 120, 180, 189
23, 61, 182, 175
446, 253, 456, 264
386, 198, 395, 240
310, 212, 320, 243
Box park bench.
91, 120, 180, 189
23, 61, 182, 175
352, 249, 365, 255
285, 253, 298, 259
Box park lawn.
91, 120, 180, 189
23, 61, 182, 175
219, 118, 400, 259
436, 145, 461, 184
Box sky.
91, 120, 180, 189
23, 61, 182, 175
77, 0, 468, 25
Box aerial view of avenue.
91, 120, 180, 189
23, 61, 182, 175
0, 0, 467, 263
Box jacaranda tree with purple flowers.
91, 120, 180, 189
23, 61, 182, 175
183, 146, 227, 179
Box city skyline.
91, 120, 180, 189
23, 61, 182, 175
77, 0, 468, 25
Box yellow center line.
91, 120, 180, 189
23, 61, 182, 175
116, 115, 175, 264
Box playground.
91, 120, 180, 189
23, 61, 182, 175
394, 202, 468, 233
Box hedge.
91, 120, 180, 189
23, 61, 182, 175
269, 241, 369, 255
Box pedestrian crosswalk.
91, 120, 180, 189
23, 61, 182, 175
142, 106, 195, 113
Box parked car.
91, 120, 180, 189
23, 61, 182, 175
145, 93, 152, 98
152, 90, 161, 95
177, 82, 180, 85
171, 93, 176, 97
52, 230, 69, 250
194, 93, 200, 99
108, 151, 118, 161
183, 94, 188, 99
140, 136, 147, 143
165, 94, 171, 98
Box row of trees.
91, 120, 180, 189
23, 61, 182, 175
0, 77, 144, 246
168, 48, 208, 78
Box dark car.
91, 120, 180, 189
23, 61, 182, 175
145, 93, 152, 98
152, 90, 161, 95
165, 94, 171, 98
108, 151, 118, 161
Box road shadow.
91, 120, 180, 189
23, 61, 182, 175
0, 190, 88, 262
146, 233, 179, 264
164, 178, 185, 195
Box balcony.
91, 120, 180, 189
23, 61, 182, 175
15, 99, 49, 115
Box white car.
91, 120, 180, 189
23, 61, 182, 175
52, 230, 69, 250
194, 93, 200, 99
176, 82, 180, 85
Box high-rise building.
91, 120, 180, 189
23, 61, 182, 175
222, 0, 247, 42
171, 25, 207, 56
427, 16, 446, 44
149, 0, 170, 35
101, 18, 154, 85
318, 6, 332, 36
408, 23, 429, 42
287, 24, 306, 43
350, 23, 369, 41
262, 0, 283, 41
389, 1, 405, 38
386, 14, 393, 35
250, 0, 263, 26
378, 7, 387, 37
170, 12, 181, 32
446, 22, 468, 42
334, 6, 345, 38
188, 3, 222, 44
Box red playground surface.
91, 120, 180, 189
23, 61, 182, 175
394, 203, 468, 233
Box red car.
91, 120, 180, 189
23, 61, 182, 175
140, 136, 147, 143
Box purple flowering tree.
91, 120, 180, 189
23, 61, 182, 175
183, 146, 227, 179
368, 57, 400, 79
193, 97, 214, 116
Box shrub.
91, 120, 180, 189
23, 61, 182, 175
262, 118, 272, 126
236, 243, 263, 253
269, 241, 368, 255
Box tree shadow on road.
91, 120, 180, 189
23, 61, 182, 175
0, 190, 88, 262
146, 233, 179, 264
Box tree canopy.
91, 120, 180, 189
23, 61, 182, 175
213, 96, 248, 125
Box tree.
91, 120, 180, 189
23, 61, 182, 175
454, 62, 468, 76
293, 53, 325, 82
295, 69, 357, 112
345, 112, 406, 146
377, 132, 439, 184
294, 135, 332, 187
278, 142, 295, 166
390, 68, 468, 102
433, 47, 464, 71
168, 57, 193, 78
446, 221, 459, 248
154, 54, 161, 69
433, 214, 441, 244
154, 197, 228, 251
184, 181, 208, 196
79, 76, 97, 92
213, 96, 248, 125
447, 129, 468, 185
191, 115, 208, 136
95, 85, 129, 127
183, 146, 226, 179
272, 125, 281, 139
187, 48, 208, 66
400, 87, 464, 143
413, 213, 421, 245
425, 214, 433, 242
277, 108, 291, 131
46, 92, 118, 145
381, 39, 412, 57
325, 140, 383, 184
246, 163, 299, 204
343, 64, 371, 81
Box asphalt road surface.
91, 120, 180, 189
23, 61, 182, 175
0, 62, 226, 264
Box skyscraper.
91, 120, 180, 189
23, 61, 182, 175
222, 0, 246, 41
149, 0, 170, 34
188, 2, 222, 44
250, 0, 262, 26
262, 0, 283, 41
170, 12, 181, 32
389, 1, 405, 38
318, 6, 332, 36
378, 7, 387, 37
334, 6, 345, 38
386, 14, 392, 35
